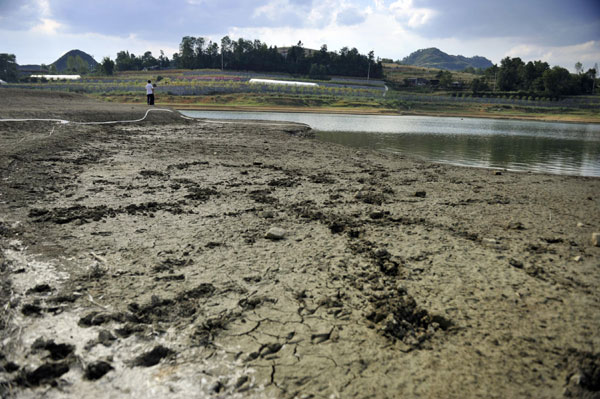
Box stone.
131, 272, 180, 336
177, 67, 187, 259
573, 255, 583, 262
577, 222, 584, 228
374, 248, 390, 259
414, 191, 426, 198
265, 227, 286, 240
592, 233, 600, 247
259, 211, 275, 219
509, 259, 524, 269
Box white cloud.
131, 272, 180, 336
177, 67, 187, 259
36, 0, 52, 17
31, 18, 62, 34
506, 41, 600, 71
389, 0, 436, 28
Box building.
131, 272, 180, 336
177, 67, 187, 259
405, 77, 430, 86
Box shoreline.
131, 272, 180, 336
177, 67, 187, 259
166, 103, 600, 124
1, 89, 599, 398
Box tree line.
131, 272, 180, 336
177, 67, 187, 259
472, 57, 597, 96
108, 36, 383, 79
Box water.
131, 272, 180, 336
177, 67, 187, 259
180, 110, 600, 177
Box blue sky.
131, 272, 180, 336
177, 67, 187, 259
1, 0, 598, 71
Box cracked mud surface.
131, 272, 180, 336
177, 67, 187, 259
1, 89, 600, 398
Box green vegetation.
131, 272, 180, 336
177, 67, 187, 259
113, 36, 383, 80
400, 48, 493, 71
0, 53, 18, 82
52, 49, 98, 73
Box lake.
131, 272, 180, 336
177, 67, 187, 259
179, 110, 600, 177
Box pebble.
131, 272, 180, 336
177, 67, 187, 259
573, 255, 583, 262
259, 211, 275, 219
265, 227, 286, 240
509, 259, 524, 269
592, 233, 600, 247
414, 191, 426, 198
577, 222, 584, 228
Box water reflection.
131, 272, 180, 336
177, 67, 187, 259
316, 131, 600, 176
180, 110, 600, 177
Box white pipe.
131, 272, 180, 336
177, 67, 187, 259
0, 108, 175, 125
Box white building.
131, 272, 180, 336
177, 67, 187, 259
30, 75, 81, 80
249, 78, 318, 87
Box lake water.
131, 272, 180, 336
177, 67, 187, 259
180, 110, 600, 177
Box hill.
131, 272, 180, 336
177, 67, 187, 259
52, 49, 98, 72
401, 48, 492, 71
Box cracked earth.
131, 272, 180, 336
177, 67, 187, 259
1, 89, 599, 398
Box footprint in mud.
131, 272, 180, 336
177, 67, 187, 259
366, 287, 453, 347
85, 361, 113, 380
31, 338, 74, 361
131, 345, 175, 367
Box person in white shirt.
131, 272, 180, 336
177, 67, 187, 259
145, 80, 155, 105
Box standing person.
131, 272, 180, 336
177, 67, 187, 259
145, 80, 154, 105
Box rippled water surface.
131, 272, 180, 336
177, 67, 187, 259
180, 110, 600, 177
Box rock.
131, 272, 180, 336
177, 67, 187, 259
494, 171, 502, 176
573, 255, 583, 262
414, 191, 426, 198
592, 233, 600, 247
265, 227, 286, 240
259, 211, 275, 219
507, 221, 525, 230
577, 222, 584, 228
369, 211, 385, 219
374, 248, 391, 259
98, 330, 117, 346
509, 259, 524, 269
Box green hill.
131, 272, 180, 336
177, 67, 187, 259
52, 49, 98, 72
401, 48, 492, 71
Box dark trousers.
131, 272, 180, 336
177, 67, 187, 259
147, 93, 154, 105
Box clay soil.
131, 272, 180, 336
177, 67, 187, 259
1, 89, 599, 398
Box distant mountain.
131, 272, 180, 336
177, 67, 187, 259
51, 49, 98, 72
401, 48, 493, 71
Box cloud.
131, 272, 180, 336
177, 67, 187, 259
405, 0, 600, 47
506, 40, 600, 71
389, 0, 436, 28
336, 7, 367, 26
0, 0, 597, 70
31, 18, 62, 34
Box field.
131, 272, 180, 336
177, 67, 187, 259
3, 67, 600, 123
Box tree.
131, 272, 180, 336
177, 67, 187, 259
436, 70, 453, 88
367, 50, 374, 80
179, 36, 196, 69
471, 78, 489, 94
100, 57, 115, 75
0, 53, 18, 82
575, 62, 583, 74
66, 55, 89, 74
497, 57, 524, 91
140, 51, 158, 69
542, 66, 572, 96
221, 36, 232, 70
48, 64, 58, 74
158, 50, 170, 68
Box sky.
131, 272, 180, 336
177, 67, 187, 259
1, 0, 599, 71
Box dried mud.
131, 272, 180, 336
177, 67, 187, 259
1, 89, 599, 398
